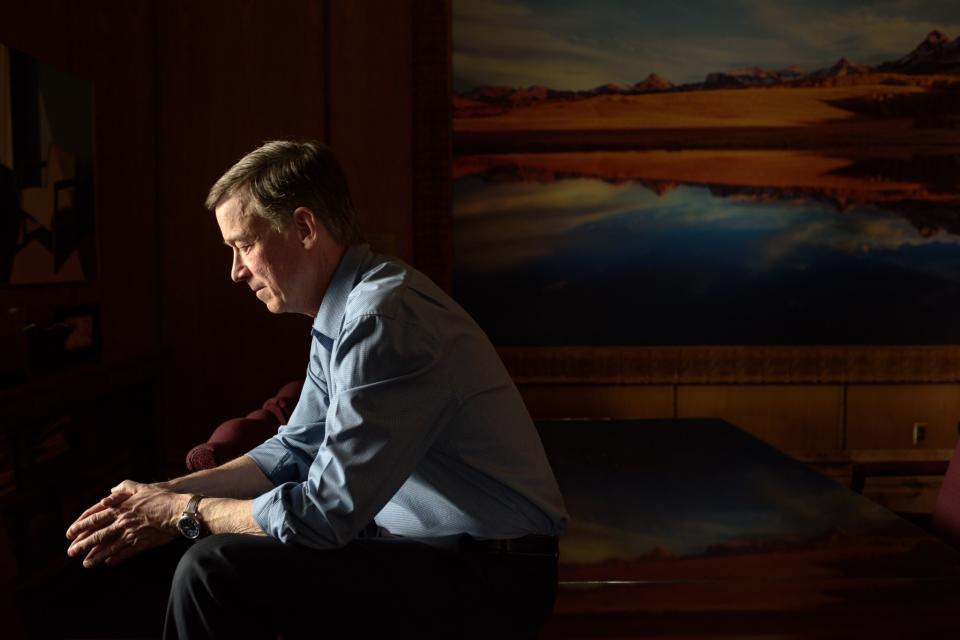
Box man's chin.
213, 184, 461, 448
256, 289, 283, 313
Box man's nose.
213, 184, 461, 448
230, 251, 249, 282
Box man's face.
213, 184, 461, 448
215, 195, 307, 314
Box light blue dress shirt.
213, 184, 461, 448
247, 244, 569, 548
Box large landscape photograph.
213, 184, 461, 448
453, 1, 960, 346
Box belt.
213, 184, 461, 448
360, 526, 560, 557
462, 534, 559, 557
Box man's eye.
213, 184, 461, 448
240, 244, 254, 253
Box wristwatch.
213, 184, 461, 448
176, 494, 206, 540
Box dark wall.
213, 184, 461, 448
0, 0, 159, 366
0, 0, 419, 469
156, 0, 331, 461
329, 1, 414, 261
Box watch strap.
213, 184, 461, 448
184, 494, 205, 518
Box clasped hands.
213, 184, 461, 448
66, 480, 188, 568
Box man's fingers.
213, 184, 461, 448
66, 507, 115, 541
103, 543, 140, 567
67, 491, 132, 539
70, 529, 94, 545
83, 542, 120, 568
68, 521, 121, 559
111, 480, 140, 494
81, 543, 107, 567
68, 502, 108, 534
101, 491, 131, 507
91, 531, 154, 568
76, 502, 106, 520
67, 479, 170, 569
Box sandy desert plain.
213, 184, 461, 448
455, 76, 960, 199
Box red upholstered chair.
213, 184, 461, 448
185, 380, 305, 472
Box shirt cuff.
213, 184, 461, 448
245, 439, 296, 485
251, 484, 290, 540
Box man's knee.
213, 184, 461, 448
167, 535, 272, 639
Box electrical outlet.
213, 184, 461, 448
912, 422, 927, 445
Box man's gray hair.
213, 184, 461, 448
205, 140, 362, 245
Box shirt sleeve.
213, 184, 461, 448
250, 312, 460, 548
246, 335, 331, 485
245, 421, 327, 485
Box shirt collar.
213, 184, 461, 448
312, 243, 371, 342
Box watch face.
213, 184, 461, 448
177, 515, 202, 540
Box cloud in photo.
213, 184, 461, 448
454, 0, 960, 90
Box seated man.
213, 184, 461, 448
65, 140, 569, 638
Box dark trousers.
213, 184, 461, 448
164, 534, 558, 639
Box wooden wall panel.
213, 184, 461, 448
847, 384, 960, 449
71, 1, 158, 361
0, 0, 71, 66
411, 0, 452, 286
520, 384, 673, 420
0, 0, 158, 365
328, 0, 414, 261
156, 0, 328, 457
677, 385, 844, 451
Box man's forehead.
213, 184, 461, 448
216, 195, 266, 243
215, 192, 252, 219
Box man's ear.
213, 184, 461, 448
291, 207, 320, 247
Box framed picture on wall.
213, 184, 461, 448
415, 1, 960, 383
0, 43, 97, 286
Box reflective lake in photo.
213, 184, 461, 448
453, 152, 960, 346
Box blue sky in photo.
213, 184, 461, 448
454, 0, 960, 89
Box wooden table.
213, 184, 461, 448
537, 419, 960, 638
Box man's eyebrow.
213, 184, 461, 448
222, 235, 251, 247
